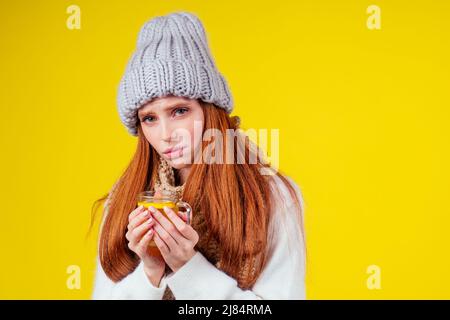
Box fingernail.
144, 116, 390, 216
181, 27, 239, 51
146, 230, 153, 237
142, 210, 149, 217
146, 218, 153, 225
148, 206, 156, 213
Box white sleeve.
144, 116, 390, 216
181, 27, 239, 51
163, 187, 306, 300
91, 255, 168, 300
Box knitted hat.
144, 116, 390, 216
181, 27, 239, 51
117, 11, 234, 136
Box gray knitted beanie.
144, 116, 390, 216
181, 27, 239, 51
117, 11, 234, 136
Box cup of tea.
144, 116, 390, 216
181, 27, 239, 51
137, 190, 192, 256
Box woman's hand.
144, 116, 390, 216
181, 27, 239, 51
125, 206, 165, 286
148, 206, 200, 273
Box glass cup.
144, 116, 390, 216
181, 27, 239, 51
137, 190, 192, 256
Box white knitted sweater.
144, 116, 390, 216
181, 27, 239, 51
91, 174, 306, 300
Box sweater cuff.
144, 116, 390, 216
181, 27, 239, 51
165, 251, 234, 299
112, 261, 167, 300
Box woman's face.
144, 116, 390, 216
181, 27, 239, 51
137, 96, 204, 170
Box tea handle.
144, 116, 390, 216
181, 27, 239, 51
176, 201, 192, 225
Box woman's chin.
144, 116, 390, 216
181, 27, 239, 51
166, 155, 192, 170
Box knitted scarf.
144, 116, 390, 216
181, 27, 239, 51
153, 157, 259, 300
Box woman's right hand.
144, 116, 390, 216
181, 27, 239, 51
126, 205, 166, 286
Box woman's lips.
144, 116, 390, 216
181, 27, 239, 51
165, 147, 184, 159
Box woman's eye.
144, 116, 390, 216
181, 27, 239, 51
142, 116, 155, 123
174, 107, 189, 116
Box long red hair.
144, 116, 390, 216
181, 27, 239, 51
90, 101, 305, 289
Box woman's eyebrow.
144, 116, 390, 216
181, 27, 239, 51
138, 102, 188, 118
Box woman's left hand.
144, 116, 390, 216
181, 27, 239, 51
148, 205, 199, 273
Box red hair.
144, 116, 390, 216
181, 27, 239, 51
90, 101, 305, 289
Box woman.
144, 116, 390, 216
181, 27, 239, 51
91, 11, 306, 300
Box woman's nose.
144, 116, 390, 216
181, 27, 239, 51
160, 120, 176, 142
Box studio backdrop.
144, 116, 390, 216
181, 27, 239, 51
0, 0, 449, 299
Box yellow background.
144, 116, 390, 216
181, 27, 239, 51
1, 0, 449, 299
